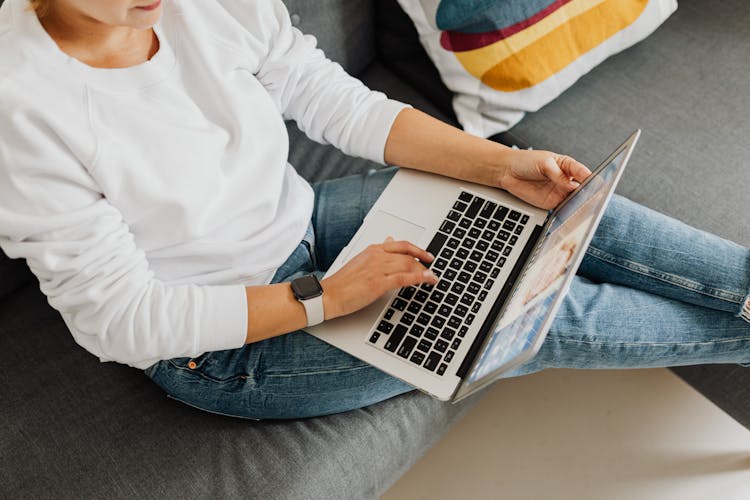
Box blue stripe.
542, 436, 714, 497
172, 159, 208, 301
435, 0, 559, 33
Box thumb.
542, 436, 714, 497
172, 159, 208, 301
540, 156, 578, 189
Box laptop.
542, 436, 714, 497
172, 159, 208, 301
306, 130, 640, 402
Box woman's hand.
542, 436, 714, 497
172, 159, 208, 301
497, 149, 592, 210
321, 237, 438, 320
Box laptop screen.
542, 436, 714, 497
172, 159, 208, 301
464, 142, 631, 385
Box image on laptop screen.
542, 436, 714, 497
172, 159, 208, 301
466, 149, 625, 383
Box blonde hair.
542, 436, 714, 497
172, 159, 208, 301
28, 0, 50, 17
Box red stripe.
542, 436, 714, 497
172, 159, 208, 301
440, 0, 576, 52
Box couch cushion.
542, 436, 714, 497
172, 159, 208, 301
281, 0, 377, 76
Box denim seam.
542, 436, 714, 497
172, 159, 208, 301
586, 246, 746, 304
551, 336, 750, 348
264, 363, 372, 378
164, 394, 261, 421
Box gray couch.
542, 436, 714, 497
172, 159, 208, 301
1, 0, 748, 498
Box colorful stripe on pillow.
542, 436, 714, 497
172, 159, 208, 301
437, 0, 649, 91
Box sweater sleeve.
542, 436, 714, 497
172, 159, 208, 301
219, 0, 412, 165
0, 100, 248, 369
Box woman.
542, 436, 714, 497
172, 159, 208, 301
0, 0, 748, 419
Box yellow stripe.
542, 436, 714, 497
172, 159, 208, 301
454, 0, 608, 79
458, 0, 649, 91
481, 0, 648, 91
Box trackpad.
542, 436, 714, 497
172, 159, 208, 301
328, 211, 426, 275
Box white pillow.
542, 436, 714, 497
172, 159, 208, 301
397, 0, 678, 137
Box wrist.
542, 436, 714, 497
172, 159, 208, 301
475, 141, 514, 189
320, 277, 339, 320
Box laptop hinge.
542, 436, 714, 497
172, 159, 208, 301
456, 224, 545, 379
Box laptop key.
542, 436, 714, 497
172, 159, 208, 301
431, 315, 446, 328
415, 290, 429, 303
410, 325, 424, 337
503, 220, 516, 231
458, 217, 472, 229
437, 280, 450, 292
460, 294, 475, 306
447, 237, 460, 249
521, 214, 530, 224
508, 210, 521, 221
424, 352, 441, 371
425, 327, 439, 340
510, 235, 518, 245
498, 257, 507, 267
416, 313, 431, 326
453, 228, 466, 239
455, 305, 468, 317
467, 282, 481, 295
465, 198, 484, 219
425, 232, 448, 259
369, 332, 380, 343
461, 238, 476, 249
430, 290, 445, 303
399, 287, 416, 300
401, 313, 415, 326
446, 293, 459, 305
471, 302, 481, 313
479, 291, 488, 301
458, 191, 473, 203
479, 260, 493, 273
475, 218, 487, 229
391, 298, 408, 311
491, 241, 504, 252
384, 309, 395, 321
514, 225, 524, 235
469, 250, 483, 262
418, 339, 432, 352
457, 248, 469, 260
438, 304, 452, 317
377, 320, 394, 334
445, 350, 455, 363
407, 301, 421, 314
441, 328, 456, 341
447, 210, 461, 222
473, 271, 488, 284
435, 339, 449, 353
397, 336, 418, 358
458, 326, 468, 337
503, 246, 513, 257
468, 227, 481, 239
488, 220, 501, 231
410, 351, 426, 365
440, 220, 456, 234
493, 206, 509, 221
466, 314, 475, 326
480, 201, 497, 219
498, 230, 510, 241
476, 240, 489, 252
448, 316, 462, 329
451, 338, 462, 350
384, 325, 407, 352
453, 200, 468, 212
444, 269, 458, 281
484, 279, 494, 290
437, 363, 448, 376
464, 261, 477, 273
433, 258, 448, 270
424, 301, 438, 314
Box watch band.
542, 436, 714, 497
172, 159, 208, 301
300, 294, 325, 327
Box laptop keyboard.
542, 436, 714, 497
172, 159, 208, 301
367, 190, 529, 376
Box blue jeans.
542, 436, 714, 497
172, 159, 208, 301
146, 167, 750, 419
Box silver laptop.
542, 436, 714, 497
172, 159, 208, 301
307, 130, 640, 402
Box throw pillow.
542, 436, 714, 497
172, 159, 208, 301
396, 0, 677, 137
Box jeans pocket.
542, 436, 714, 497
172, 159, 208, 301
167, 351, 252, 384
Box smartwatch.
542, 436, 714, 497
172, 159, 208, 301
290, 274, 325, 327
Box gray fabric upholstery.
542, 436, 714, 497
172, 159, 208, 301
0, 254, 33, 302
283, 0, 376, 76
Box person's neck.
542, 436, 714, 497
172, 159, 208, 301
39, 6, 158, 69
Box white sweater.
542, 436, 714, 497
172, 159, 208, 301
0, 0, 409, 368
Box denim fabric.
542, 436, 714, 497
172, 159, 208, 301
146, 168, 750, 419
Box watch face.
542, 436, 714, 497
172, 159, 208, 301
292, 275, 323, 299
